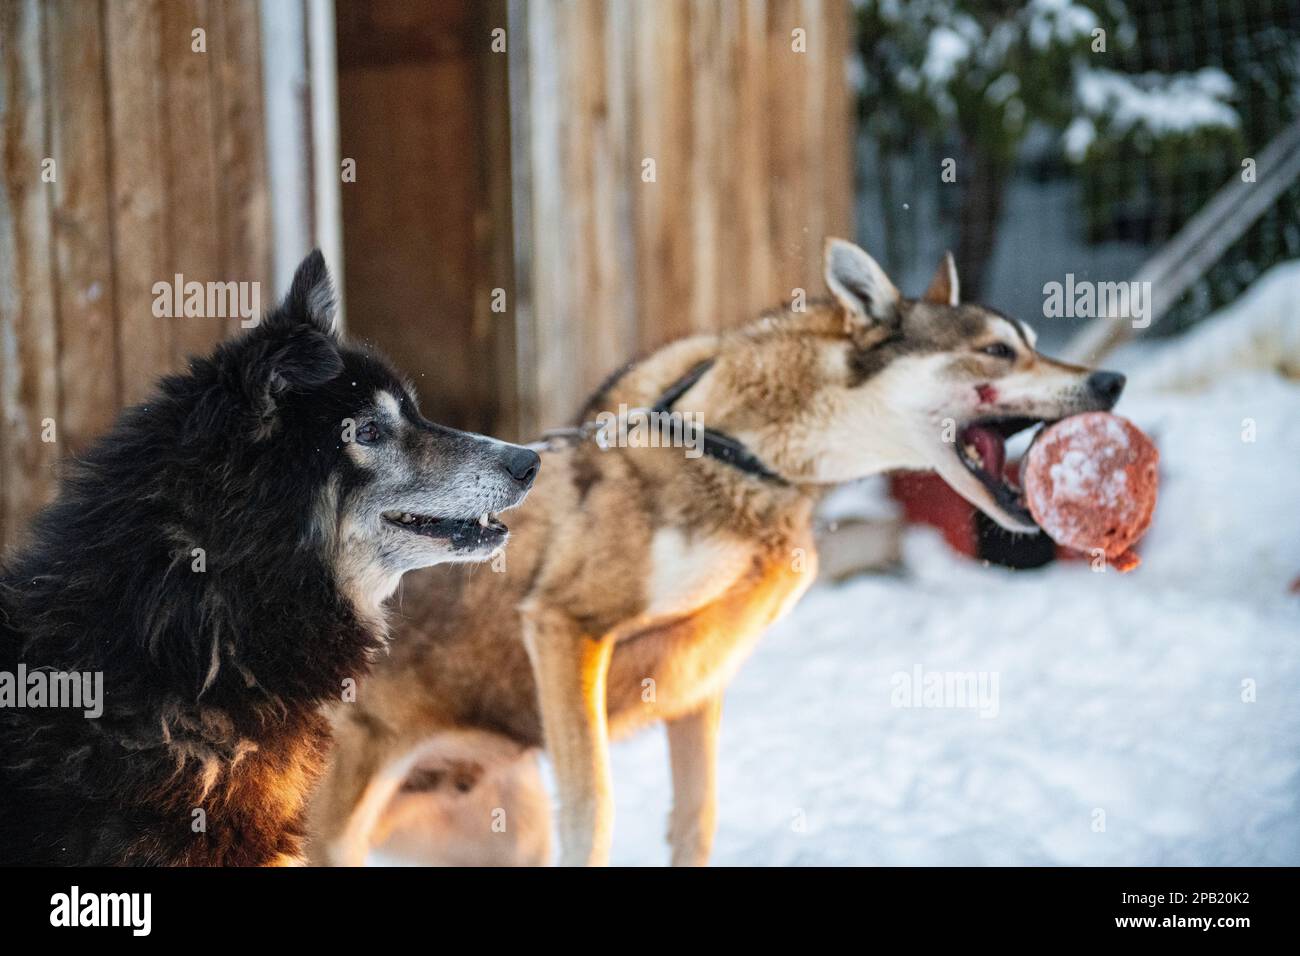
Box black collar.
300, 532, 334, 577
652, 360, 789, 486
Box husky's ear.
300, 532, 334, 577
275, 250, 339, 337
824, 238, 900, 330
922, 251, 959, 306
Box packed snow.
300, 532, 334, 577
599, 370, 1300, 865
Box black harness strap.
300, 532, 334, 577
652, 359, 789, 487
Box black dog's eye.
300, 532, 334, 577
355, 422, 381, 445
980, 342, 1016, 361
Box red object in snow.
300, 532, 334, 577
890, 470, 980, 557
1022, 413, 1159, 572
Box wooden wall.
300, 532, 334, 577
509, 0, 854, 433
0, 0, 854, 552
335, 0, 517, 438
0, 0, 271, 552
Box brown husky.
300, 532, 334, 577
307, 238, 1126, 866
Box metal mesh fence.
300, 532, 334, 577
853, 0, 1300, 346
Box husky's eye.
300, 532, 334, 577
980, 343, 1016, 361
355, 422, 381, 445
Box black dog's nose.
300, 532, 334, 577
1087, 370, 1126, 408
502, 446, 540, 487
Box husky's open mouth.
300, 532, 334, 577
382, 511, 508, 548
954, 416, 1048, 528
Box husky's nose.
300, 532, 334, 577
501, 446, 540, 487
1087, 370, 1126, 408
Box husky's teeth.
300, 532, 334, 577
402, 513, 415, 524
479, 513, 489, 527
963, 443, 982, 467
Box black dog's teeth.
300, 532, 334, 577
384, 511, 508, 541
388, 512, 435, 528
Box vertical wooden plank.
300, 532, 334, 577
507, 0, 539, 436
158, 0, 223, 366
105, 0, 173, 406
523, 0, 576, 427
571, 0, 635, 397
510, 0, 856, 426
600, 0, 638, 359
688, 0, 721, 333
0, 0, 61, 551
336, 0, 491, 427
765, 0, 810, 301
211, 0, 272, 334
821, 0, 854, 243
710, 0, 744, 330
259, 0, 312, 295
798, 0, 827, 273
561, 0, 595, 404
306, 0, 344, 326
633, 0, 694, 353
477, 0, 519, 439
44, 0, 119, 454
735, 0, 772, 319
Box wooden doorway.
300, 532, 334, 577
334, 0, 516, 437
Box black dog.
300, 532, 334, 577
0, 253, 537, 865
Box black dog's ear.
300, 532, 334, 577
258, 325, 343, 391
270, 250, 339, 337
231, 253, 344, 430
227, 327, 342, 439
190, 253, 343, 443
260, 251, 344, 389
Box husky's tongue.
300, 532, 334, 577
965, 425, 1006, 477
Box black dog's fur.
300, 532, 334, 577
0, 254, 418, 864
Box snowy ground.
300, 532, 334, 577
599, 370, 1300, 865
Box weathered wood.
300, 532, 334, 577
689, 0, 726, 333
557, 0, 639, 400
211, 0, 272, 334
507, 0, 539, 436
159, 0, 224, 367
105, 0, 172, 406
632, 0, 695, 354
3, 0, 854, 551
45, 0, 119, 453
475, 0, 520, 439
821, 0, 854, 250
2, 0, 271, 552
0, 0, 62, 552
336, 0, 496, 429
519, 0, 575, 429
766, 0, 812, 299
734, 0, 774, 318
512, 0, 855, 428
259, 0, 312, 296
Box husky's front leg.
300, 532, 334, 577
522, 605, 616, 866
665, 694, 723, 866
